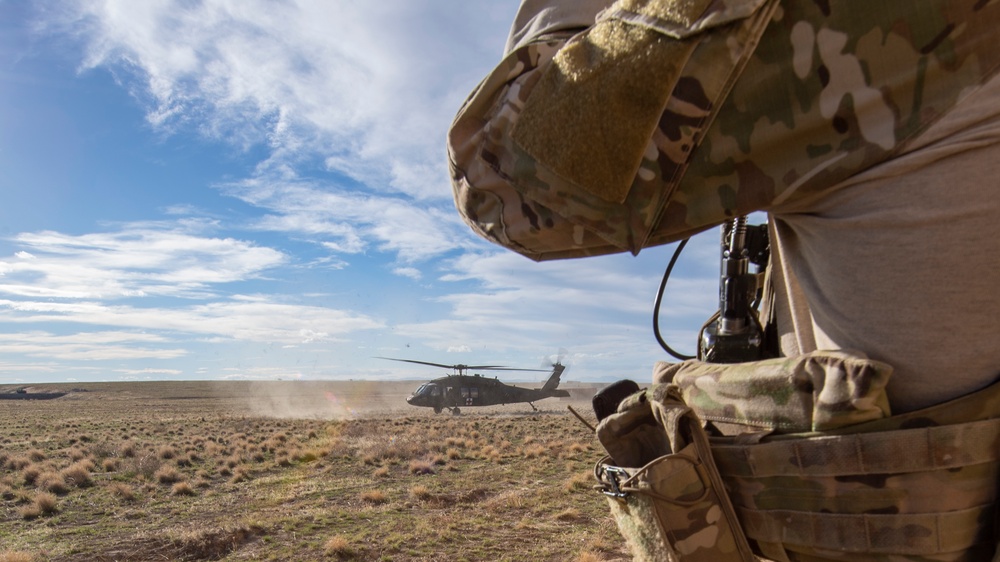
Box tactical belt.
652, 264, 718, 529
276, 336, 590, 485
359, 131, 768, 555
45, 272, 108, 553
595, 359, 1000, 562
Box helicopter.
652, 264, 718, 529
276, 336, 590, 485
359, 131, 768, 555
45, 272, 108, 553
379, 357, 571, 414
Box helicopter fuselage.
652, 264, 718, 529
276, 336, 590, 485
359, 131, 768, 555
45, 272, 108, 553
406, 373, 568, 414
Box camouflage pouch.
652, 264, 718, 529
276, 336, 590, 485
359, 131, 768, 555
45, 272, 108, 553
594, 384, 755, 561
654, 350, 893, 433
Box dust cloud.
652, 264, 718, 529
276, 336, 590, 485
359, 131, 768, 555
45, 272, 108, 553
212, 380, 604, 420
233, 380, 419, 419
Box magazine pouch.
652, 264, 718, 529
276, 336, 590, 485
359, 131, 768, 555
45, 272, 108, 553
594, 384, 754, 561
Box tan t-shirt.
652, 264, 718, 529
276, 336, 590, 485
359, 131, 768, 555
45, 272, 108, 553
768, 73, 1000, 412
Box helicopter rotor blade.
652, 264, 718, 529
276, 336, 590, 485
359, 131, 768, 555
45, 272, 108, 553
479, 367, 550, 372
376, 357, 460, 369
542, 348, 570, 369
377, 357, 548, 372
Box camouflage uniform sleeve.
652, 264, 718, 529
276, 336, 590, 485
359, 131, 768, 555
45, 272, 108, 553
448, 1, 622, 261
448, 0, 1000, 261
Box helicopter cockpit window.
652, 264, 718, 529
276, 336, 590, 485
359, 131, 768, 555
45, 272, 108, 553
414, 384, 440, 397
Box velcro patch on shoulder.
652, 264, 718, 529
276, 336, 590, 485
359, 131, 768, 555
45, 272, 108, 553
512, 19, 694, 204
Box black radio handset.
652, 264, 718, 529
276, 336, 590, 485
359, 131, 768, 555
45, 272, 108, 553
698, 217, 769, 363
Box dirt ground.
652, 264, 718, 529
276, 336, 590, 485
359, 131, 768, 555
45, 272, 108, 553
0, 379, 630, 562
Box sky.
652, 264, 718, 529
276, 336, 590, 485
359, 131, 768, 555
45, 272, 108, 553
0, 0, 727, 385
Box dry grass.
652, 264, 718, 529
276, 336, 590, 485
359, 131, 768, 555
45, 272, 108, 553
0, 379, 626, 561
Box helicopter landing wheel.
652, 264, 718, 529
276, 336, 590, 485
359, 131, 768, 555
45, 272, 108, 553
451, 407, 461, 416
433, 406, 442, 414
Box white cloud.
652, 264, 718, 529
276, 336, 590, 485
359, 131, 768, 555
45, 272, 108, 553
0, 222, 286, 300
47, 0, 515, 200
115, 368, 183, 375
0, 331, 186, 361
225, 176, 474, 262
0, 299, 384, 345
393, 267, 421, 280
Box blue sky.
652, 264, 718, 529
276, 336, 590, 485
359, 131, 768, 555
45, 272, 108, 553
0, 0, 724, 384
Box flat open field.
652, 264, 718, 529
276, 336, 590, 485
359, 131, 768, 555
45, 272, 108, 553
0, 380, 629, 562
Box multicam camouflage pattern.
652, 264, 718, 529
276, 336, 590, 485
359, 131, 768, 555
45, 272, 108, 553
595, 385, 755, 561
447, 0, 1000, 260
608, 361, 1000, 561
653, 350, 893, 433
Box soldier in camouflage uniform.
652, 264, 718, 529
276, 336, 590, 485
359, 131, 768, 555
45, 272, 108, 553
448, 0, 1000, 560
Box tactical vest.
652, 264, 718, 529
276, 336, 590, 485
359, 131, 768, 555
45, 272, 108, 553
594, 351, 1000, 561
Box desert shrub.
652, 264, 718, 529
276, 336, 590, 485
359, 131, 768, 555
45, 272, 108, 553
323, 535, 353, 558
408, 460, 435, 475
107, 482, 136, 502
18, 504, 41, 520
564, 471, 592, 493
479, 445, 501, 462
372, 466, 389, 478
0, 551, 35, 562
154, 466, 182, 484
37, 471, 69, 495
34, 492, 58, 514
409, 485, 432, 500
555, 507, 583, 522
120, 442, 136, 458
293, 449, 320, 463
121, 452, 161, 481
158, 445, 176, 460
61, 461, 93, 488
88, 440, 117, 460
230, 468, 251, 483
7, 456, 30, 471
26, 449, 45, 463
171, 481, 196, 496
102, 458, 120, 472
360, 490, 387, 505
523, 444, 547, 459
21, 464, 42, 486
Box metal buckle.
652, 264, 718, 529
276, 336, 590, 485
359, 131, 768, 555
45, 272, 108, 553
599, 465, 630, 498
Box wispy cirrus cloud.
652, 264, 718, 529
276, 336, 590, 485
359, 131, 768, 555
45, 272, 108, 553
0, 220, 286, 299
45, 0, 511, 200
0, 297, 383, 346
0, 330, 186, 361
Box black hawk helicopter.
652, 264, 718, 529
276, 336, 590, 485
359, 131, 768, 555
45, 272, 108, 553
379, 357, 570, 414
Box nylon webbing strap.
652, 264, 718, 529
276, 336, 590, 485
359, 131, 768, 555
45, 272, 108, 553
712, 417, 1000, 477
737, 504, 993, 554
